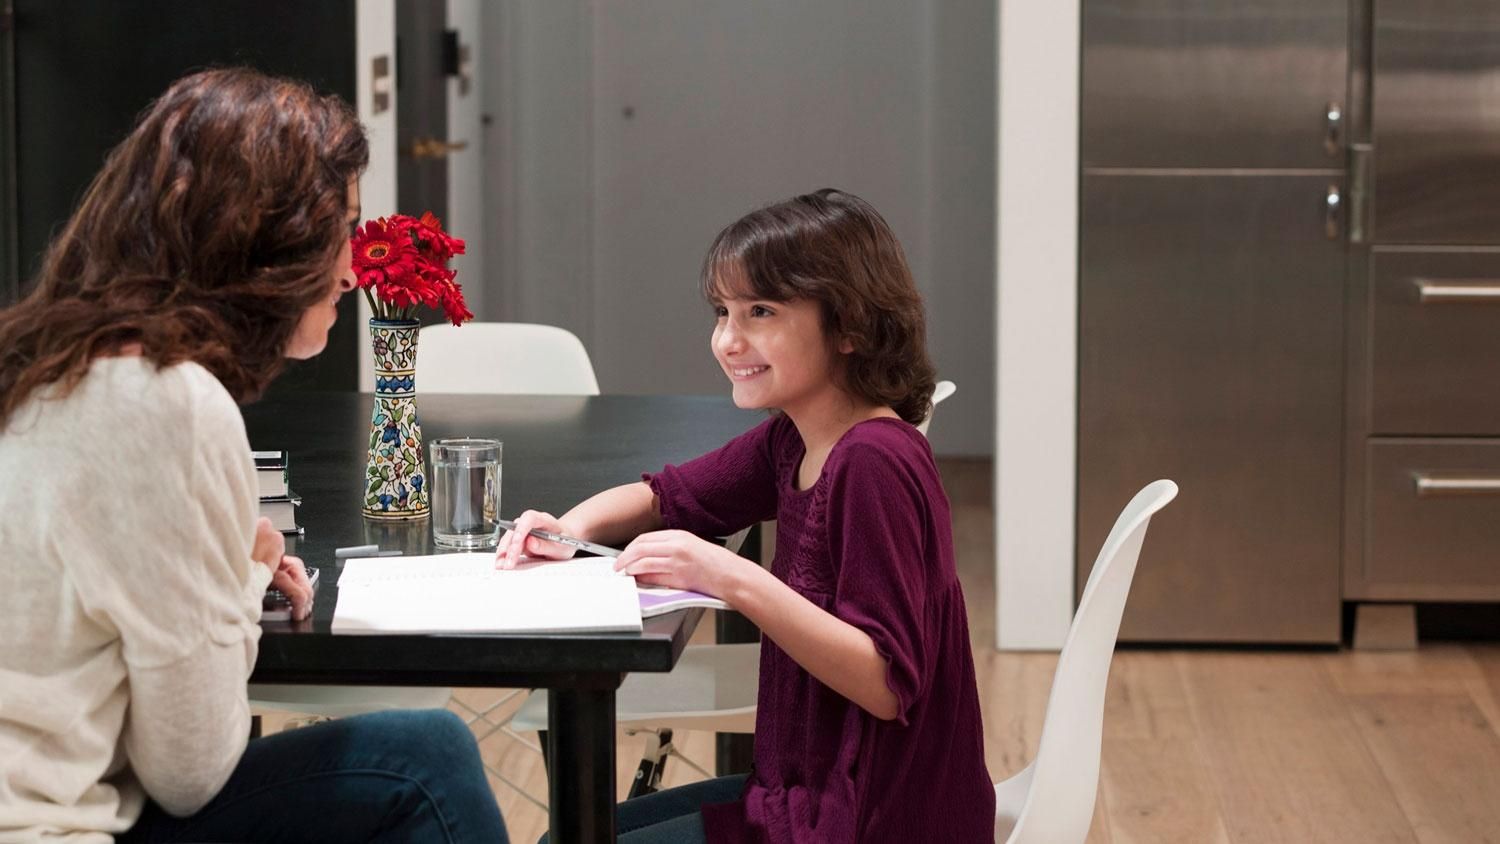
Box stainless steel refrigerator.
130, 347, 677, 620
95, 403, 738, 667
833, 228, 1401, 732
1078, 0, 1500, 643
1342, 1, 1500, 612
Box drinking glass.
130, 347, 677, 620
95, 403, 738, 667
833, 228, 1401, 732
429, 438, 502, 548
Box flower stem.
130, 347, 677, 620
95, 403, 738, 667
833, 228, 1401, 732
362, 287, 381, 319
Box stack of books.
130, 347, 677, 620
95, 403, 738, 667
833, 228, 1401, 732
253, 450, 302, 535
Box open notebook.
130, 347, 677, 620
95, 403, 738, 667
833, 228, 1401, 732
331, 553, 731, 634
332, 553, 643, 634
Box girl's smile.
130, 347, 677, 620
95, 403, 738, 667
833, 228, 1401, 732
712, 296, 840, 416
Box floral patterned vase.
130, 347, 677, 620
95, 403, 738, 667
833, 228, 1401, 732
362, 319, 430, 520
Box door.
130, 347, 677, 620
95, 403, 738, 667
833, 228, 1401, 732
396, 0, 447, 241
1082, 0, 1347, 169
444, 0, 484, 315
1077, 174, 1346, 643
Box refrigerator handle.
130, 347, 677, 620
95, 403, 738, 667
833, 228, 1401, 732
1324, 184, 1342, 240
1324, 101, 1343, 156
1348, 143, 1372, 244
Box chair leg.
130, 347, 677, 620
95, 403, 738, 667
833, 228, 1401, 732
626, 728, 673, 799
538, 729, 551, 779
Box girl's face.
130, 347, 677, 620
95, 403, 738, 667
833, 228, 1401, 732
711, 292, 847, 417
286, 179, 361, 360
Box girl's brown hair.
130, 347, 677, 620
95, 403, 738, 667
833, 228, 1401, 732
0, 67, 367, 431
702, 188, 937, 425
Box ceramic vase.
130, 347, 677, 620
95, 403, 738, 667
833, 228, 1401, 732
362, 318, 430, 520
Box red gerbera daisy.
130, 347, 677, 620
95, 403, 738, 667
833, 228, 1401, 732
350, 211, 471, 326
414, 212, 467, 261
351, 218, 419, 290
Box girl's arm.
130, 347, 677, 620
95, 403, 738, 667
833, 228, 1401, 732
497, 481, 663, 567
559, 481, 664, 545
727, 562, 902, 721
615, 530, 901, 721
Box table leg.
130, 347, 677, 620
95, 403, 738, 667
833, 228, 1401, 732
547, 686, 617, 843
716, 523, 762, 776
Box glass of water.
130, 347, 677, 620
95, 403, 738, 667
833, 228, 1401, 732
429, 438, 502, 548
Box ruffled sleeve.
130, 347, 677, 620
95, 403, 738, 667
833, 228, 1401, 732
824, 437, 935, 726
643, 415, 785, 537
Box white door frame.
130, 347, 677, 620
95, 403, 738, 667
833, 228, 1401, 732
995, 0, 1080, 651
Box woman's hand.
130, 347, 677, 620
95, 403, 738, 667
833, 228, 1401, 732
495, 509, 578, 569
613, 530, 750, 600
250, 516, 285, 571
251, 517, 312, 620
270, 555, 314, 621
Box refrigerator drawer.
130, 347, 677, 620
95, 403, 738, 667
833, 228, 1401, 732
1362, 440, 1500, 600
1369, 249, 1500, 436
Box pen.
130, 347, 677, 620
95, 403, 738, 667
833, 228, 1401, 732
496, 519, 622, 558
334, 545, 403, 558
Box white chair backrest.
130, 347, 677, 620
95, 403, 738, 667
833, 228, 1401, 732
915, 379, 957, 436
1003, 479, 1178, 843
417, 322, 601, 395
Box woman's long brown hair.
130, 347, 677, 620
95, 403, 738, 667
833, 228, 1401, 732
0, 67, 367, 431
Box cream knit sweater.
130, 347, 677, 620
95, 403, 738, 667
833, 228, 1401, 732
0, 358, 271, 842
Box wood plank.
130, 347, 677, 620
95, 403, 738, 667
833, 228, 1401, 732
1469, 645, 1500, 736
1098, 652, 1231, 843
977, 650, 1057, 785
1346, 693, 1500, 843
1085, 783, 1116, 844
1177, 652, 1418, 843
1325, 644, 1500, 740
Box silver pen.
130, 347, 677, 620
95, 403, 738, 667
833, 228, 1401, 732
495, 519, 623, 558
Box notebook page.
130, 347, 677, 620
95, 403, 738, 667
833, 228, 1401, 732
338, 554, 621, 586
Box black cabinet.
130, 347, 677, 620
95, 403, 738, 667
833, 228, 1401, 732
0, 0, 358, 391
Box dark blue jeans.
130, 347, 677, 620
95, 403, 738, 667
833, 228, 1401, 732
538, 774, 747, 844
121, 709, 507, 843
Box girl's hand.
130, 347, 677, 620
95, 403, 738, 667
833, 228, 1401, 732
495, 509, 578, 569
614, 530, 748, 599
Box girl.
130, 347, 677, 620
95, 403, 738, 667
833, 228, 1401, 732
503, 189, 993, 842
0, 69, 507, 843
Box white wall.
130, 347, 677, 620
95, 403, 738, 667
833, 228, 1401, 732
482, 1, 995, 457
995, 0, 1078, 650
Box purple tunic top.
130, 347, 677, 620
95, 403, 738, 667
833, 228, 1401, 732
645, 414, 994, 843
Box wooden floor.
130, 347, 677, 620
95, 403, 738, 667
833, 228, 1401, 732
259, 459, 1500, 843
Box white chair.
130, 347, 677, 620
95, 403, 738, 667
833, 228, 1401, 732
993, 479, 1178, 843
417, 322, 600, 395
916, 379, 957, 436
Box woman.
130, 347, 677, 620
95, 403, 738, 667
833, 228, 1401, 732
0, 68, 507, 843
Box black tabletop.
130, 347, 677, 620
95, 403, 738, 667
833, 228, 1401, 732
240, 391, 762, 687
